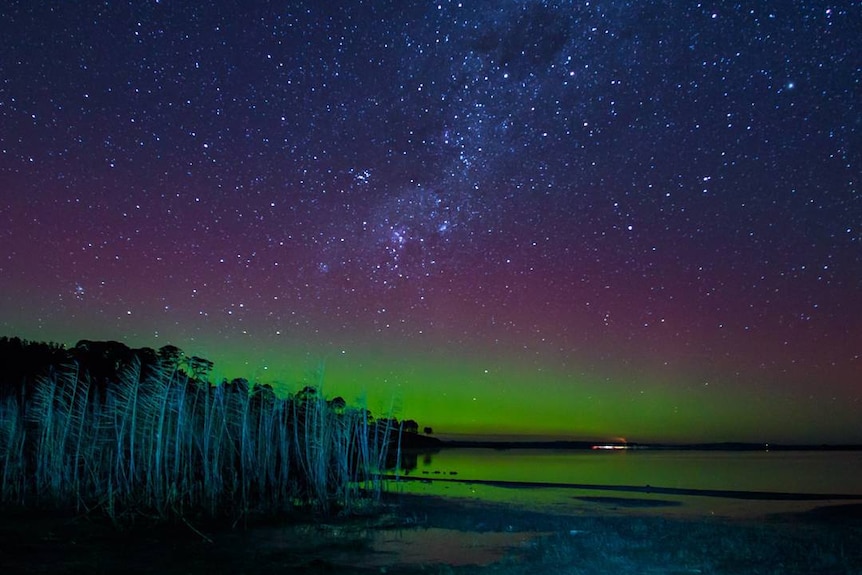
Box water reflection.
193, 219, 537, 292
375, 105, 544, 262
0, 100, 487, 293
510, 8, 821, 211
394, 448, 862, 518
367, 527, 546, 567
246, 522, 547, 569
402, 448, 862, 495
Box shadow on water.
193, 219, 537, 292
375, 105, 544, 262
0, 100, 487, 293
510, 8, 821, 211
575, 495, 682, 508
0, 508, 549, 574
368, 527, 547, 567
246, 523, 549, 569
779, 502, 862, 523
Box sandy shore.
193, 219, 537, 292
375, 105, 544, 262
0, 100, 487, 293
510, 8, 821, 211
1, 488, 861, 574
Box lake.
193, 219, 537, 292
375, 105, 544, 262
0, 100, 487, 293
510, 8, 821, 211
393, 448, 862, 518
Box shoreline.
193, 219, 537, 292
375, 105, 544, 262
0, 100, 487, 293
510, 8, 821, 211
389, 474, 862, 502
406, 435, 862, 451
2, 489, 861, 573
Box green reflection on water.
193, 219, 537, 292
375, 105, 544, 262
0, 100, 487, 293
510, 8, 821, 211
393, 449, 862, 519
404, 449, 862, 494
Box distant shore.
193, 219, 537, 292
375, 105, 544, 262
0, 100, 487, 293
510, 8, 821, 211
402, 433, 862, 452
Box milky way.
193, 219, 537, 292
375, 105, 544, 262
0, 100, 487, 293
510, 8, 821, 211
1, 1, 860, 442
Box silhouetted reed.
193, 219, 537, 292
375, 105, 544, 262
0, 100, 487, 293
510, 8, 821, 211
0, 358, 398, 524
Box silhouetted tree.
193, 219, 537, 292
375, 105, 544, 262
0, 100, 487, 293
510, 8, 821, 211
296, 385, 318, 403
0, 336, 68, 399
135, 347, 160, 377
327, 396, 346, 415
226, 377, 250, 395
72, 340, 136, 385
157, 345, 184, 371
249, 383, 277, 414
186, 356, 214, 381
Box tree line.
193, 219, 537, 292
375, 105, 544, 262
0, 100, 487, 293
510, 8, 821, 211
0, 335, 437, 523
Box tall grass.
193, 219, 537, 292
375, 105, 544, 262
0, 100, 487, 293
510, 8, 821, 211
0, 358, 399, 524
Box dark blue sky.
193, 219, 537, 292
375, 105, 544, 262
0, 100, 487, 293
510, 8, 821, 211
1, 2, 860, 442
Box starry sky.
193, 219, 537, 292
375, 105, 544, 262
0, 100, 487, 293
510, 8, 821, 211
1, 1, 860, 444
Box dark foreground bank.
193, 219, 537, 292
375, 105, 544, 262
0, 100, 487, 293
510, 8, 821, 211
2, 490, 861, 575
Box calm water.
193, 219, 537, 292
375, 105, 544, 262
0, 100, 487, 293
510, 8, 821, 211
395, 448, 862, 517
404, 448, 862, 494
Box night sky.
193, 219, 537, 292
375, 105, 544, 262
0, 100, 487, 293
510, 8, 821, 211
2, 2, 860, 443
